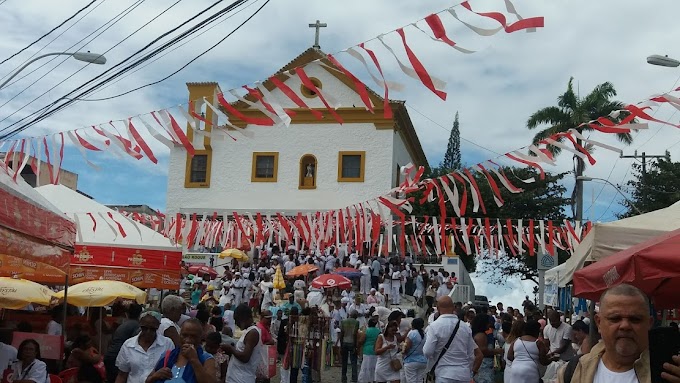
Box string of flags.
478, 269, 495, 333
111, 207, 592, 259
1, 0, 544, 182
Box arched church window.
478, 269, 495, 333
299, 154, 317, 189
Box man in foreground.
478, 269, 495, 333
569, 284, 680, 383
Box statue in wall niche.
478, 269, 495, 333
305, 163, 315, 178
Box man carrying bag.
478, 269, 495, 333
423, 296, 483, 383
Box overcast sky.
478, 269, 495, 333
2, 0, 680, 307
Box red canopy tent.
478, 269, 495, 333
0, 163, 75, 282
573, 227, 680, 309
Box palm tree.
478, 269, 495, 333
527, 77, 633, 221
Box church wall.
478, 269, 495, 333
392, 131, 414, 188
262, 62, 371, 110
166, 121, 396, 214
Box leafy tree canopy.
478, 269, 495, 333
617, 157, 680, 218
410, 165, 570, 283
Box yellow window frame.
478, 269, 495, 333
251, 152, 279, 182
184, 149, 212, 188
337, 151, 365, 182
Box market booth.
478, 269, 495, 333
35, 184, 182, 290
573, 227, 680, 309
0, 163, 75, 283
546, 201, 680, 287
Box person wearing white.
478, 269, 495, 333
359, 262, 371, 295
376, 286, 386, 307
423, 297, 482, 383
436, 282, 452, 299
390, 269, 401, 305
544, 311, 574, 361
115, 312, 174, 383
46, 311, 62, 336
0, 341, 17, 374
284, 259, 296, 274
508, 320, 550, 383
231, 273, 246, 307
158, 294, 184, 347
348, 298, 368, 329
12, 339, 47, 383
224, 304, 263, 383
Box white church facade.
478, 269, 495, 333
165, 48, 428, 216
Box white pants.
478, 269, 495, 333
391, 284, 401, 304
404, 362, 428, 383
360, 274, 371, 294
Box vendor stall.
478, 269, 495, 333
35, 184, 181, 290
573, 227, 680, 308
0, 163, 75, 282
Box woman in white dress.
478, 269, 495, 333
374, 320, 401, 383
507, 320, 550, 383
503, 320, 525, 383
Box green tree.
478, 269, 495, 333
442, 112, 462, 170
527, 77, 632, 220
617, 157, 680, 218
410, 166, 570, 283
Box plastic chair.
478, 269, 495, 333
48, 374, 63, 383
57, 368, 78, 383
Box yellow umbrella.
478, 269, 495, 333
0, 277, 55, 309
273, 266, 286, 290
219, 248, 248, 261
55, 280, 146, 307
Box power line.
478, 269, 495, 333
0, 0, 250, 138
404, 102, 504, 158
76, 0, 263, 100
0, 0, 148, 122
0, 0, 108, 85
0, 0, 99, 68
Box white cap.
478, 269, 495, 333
235, 272, 241, 276
341, 297, 350, 304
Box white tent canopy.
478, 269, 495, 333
546, 201, 680, 287
35, 184, 177, 250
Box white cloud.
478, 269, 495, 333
1, 0, 679, 220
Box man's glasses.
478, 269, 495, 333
140, 326, 159, 332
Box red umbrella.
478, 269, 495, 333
188, 265, 218, 278
311, 274, 352, 290
573, 227, 680, 308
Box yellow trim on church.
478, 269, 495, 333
184, 82, 220, 188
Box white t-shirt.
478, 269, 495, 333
0, 342, 17, 372
46, 320, 62, 336
593, 359, 639, 383
543, 322, 573, 357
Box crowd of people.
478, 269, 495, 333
0, 243, 679, 383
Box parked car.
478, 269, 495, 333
473, 295, 490, 310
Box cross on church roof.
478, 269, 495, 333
308, 20, 327, 49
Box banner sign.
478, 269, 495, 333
70, 266, 180, 290
73, 245, 181, 271
12, 332, 63, 360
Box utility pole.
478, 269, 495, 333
620, 150, 671, 206
620, 150, 671, 175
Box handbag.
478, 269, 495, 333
390, 347, 403, 371
426, 320, 461, 382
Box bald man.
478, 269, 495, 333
423, 296, 483, 382
567, 284, 680, 383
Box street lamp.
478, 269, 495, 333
647, 54, 680, 68
0, 51, 107, 90
576, 176, 643, 215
